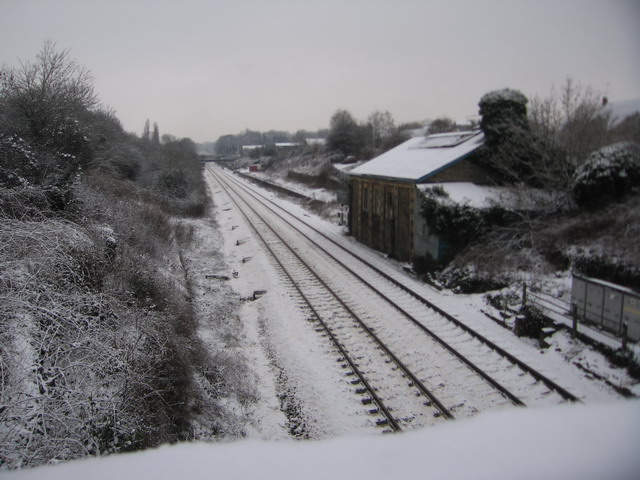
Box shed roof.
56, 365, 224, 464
349, 130, 484, 183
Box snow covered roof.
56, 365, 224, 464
349, 131, 484, 183
418, 182, 504, 208
419, 182, 568, 212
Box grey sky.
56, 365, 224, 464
1, 0, 639, 143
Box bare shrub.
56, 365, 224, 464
173, 221, 196, 246
0, 219, 191, 468
0, 171, 217, 469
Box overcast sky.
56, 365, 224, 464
1, 0, 639, 143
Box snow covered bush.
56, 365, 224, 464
514, 305, 548, 339
572, 142, 640, 208
0, 43, 220, 470
0, 135, 40, 188
436, 264, 509, 294
0, 173, 223, 470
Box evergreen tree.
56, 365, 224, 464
152, 122, 160, 145
142, 118, 151, 142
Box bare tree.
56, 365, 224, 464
529, 77, 611, 169
428, 117, 457, 134
367, 110, 395, 148
1, 40, 98, 147
327, 109, 365, 157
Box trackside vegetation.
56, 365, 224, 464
0, 41, 228, 469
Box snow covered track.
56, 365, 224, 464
216, 168, 582, 403
207, 166, 579, 430
210, 168, 445, 430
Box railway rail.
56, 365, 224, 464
207, 166, 579, 431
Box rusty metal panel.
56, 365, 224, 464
623, 295, 640, 342
571, 276, 587, 318
584, 282, 604, 326
602, 287, 623, 335
572, 274, 640, 341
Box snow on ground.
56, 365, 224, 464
242, 169, 337, 203
178, 209, 287, 439
8, 166, 639, 477
240, 171, 638, 400
7, 401, 640, 480
199, 174, 375, 439
238, 168, 638, 398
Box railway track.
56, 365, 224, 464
207, 166, 579, 431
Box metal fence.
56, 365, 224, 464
526, 286, 572, 319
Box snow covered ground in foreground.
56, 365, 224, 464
7, 400, 639, 480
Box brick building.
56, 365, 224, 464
349, 130, 492, 262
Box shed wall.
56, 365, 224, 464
425, 158, 493, 184
350, 178, 415, 261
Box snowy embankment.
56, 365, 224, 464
6, 400, 640, 480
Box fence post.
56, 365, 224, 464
571, 303, 578, 339
621, 322, 628, 351
522, 283, 527, 309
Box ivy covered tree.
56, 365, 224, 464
479, 88, 529, 147
476, 88, 567, 189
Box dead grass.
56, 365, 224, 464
0, 171, 220, 469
